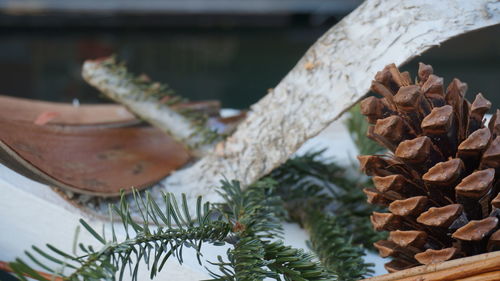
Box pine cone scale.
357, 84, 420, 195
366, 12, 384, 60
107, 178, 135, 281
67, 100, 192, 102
358, 63, 500, 271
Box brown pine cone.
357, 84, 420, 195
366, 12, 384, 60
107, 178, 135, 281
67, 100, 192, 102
358, 63, 500, 273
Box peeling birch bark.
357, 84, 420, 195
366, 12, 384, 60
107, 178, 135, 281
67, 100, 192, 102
107, 0, 497, 212
82, 58, 217, 157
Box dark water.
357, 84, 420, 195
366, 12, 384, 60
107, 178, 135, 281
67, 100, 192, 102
0, 25, 498, 109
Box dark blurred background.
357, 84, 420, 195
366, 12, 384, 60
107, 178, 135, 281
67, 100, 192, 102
0, 0, 498, 110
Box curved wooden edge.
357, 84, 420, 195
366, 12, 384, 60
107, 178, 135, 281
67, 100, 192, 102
0, 95, 137, 125
0, 140, 71, 191
0, 140, 124, 197
0, 137, 187, 198
0, 95, 222, 126
361, 251, 500, 281
399, 256, 500, 281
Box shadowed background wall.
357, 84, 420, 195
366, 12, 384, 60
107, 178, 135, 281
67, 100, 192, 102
0, 1, 498, 109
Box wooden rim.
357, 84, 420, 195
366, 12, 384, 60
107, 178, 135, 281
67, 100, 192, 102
362, 251, 500, 281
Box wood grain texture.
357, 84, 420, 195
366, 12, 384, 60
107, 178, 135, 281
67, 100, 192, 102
456, 271, 500, 281
362, 251, 500, 281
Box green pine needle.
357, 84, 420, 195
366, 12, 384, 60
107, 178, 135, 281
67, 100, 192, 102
9, 103, 383, 281
100, 56, 222, 146
305, 210, 373, 280
11, 180, 332, 281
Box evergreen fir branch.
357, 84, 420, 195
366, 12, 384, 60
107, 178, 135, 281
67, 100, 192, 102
209, 179, 332, 281
10, 190, 231, 281
264, 241, 333, 281
84, 56, 222, 154
99, 57, 180, 106
304, 210, 373, 281
205, 254, 235, 281
267, 149, 384, 279
11, 179, 333, 281
99, 56, 222, 146
210, 179, 287, 281
269, 151, 383, 249
216, 178, 285, 239
205, 239, 272, 281
269, 150, 344, 207
232, 237, 271, 281
329, 203, 386, 249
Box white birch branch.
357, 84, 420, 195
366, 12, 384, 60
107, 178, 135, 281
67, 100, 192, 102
152, 0, 499, 207
82, 58, 216, 157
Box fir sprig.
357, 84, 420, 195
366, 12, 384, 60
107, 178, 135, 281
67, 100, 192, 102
230, 237, 272, 281
305, 210, 373, 281
100, 57, 182, 106
209, 179, 283, 281
209, 179, 332, 281
267, 152, 378, 280
264, 241, 330, 281
269, 150, 383, 249
216, 178, 285, 239
10, 190, 230, 281
99, 56, 222, 146
10, 180, 332, 281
